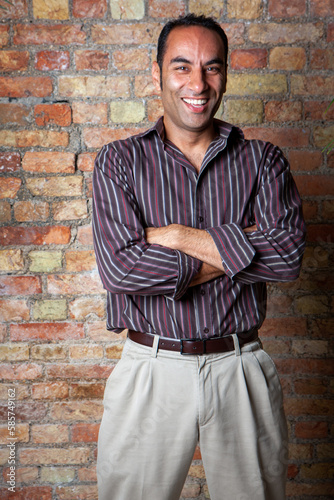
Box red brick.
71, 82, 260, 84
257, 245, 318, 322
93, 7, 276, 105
77, 467, 97, 482
328, 23, 334, 42
0, 50, 29, 71
10, 323, 84, 341
289, 150, 323, 172
244, 127, 309, 147
220, 23, 245, 45
75, 50, 109, 70
310, 48, 334, 70
77, 152, 97, 171
84, 127, 146, 148
65, 250, 96, 271
20, 447, 90, 466
0, 363, 42, 381
269, 47, 306, 70
0, 25, 9, 47
52, 199, 88, 221
47, 364, 111, 379
0, 226, 71, 246
291, 75, 334, 96
14, 24, 86, 45
0, 103, 30, 125
147, 99, 163, 123
0, 130, 68, 148
73, 0, 107, 18
72, 102, 107, 125
55, 485, 97, 500
276, 359, 334, 376
287, 464, 299, 479
77, 225, 93, 245
91, 23, 161, 44
0, 77, 52, 98
294, 175, 334, 197
0, 201, 11, 222
32, 382, 69, 400
249, 22, 324, 44
26, 176, 82, 197
284, 398, 334, 417
32, 424, 69, 444
294, 378, 328, 395
0, 487, 52, 500
266, 295, 293, 317
0, 0, 28, 19
47, 273, 104, 294
286, 483, 334, 497
113, 48, 150, 71
302, 200, 318, 220
16, 207, 57, 233
71, 423, 99, 442
268, 0, 306, 17
148, 0, 186, 17
0, 299, 30, 322
35, 50, 70, 71
265, 101, 302, 123
34, 103, 71, 126
69, 297, 104, 320
22, 152, 75, 173
0, 178, 21, 199
0, 152, 20, 172
0, 276, 42, 296
310, 0, 332, 16
70, 383, 105, 399
135, 75, 159, 98
86, 176, 93, 199
305, 100, 334, 121
307, 224, 334, 243
230, 49, 267, 70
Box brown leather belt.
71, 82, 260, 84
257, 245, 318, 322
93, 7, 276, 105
128, 329, 259, 355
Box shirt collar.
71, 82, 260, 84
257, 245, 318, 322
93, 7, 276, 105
139, 116, 242, 144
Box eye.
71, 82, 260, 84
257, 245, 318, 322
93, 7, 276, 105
206, 66, 220, 73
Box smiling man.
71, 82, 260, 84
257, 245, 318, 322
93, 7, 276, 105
93, 14, 305, 500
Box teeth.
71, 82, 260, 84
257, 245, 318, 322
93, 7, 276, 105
183, 98, 207, 105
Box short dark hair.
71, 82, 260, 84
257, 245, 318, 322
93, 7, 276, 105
157, 14, 228, 73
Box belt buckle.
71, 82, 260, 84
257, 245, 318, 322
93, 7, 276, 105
180, 338, 206, 355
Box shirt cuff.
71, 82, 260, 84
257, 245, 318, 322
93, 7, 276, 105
172, 250, 202, 300
206, 224, 255, 278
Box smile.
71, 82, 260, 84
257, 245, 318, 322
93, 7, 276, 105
182, 98, 208, 106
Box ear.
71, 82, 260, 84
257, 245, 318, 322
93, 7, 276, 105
152, 61, 162, 93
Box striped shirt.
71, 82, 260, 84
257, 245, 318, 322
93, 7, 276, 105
92, 117, 305, 339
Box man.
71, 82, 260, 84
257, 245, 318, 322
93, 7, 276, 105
92, 14, 305, 500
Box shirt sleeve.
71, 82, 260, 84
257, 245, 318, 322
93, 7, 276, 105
92, 144, 202, 299
206, 145, 306, 283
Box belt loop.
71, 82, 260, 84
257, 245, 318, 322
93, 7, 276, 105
151, 335, 160, 358
231, 334, 241, 357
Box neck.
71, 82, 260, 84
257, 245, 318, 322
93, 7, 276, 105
163, 119, 217, 155
163, 119, 217, 172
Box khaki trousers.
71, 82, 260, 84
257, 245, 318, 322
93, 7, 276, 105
97, 335, 288, 500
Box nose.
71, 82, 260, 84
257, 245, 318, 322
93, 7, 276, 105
188, 68, 208, 94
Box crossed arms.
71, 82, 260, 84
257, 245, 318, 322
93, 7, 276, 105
145, 224, 257, 287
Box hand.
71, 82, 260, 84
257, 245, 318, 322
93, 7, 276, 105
244, 224, 257, 233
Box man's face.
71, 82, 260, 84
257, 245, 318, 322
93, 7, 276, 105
152, 25, 227, 136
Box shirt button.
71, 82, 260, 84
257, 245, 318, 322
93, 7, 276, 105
198, 216, 204, 222
200, 289, 206, 295
204, 327, 209, 334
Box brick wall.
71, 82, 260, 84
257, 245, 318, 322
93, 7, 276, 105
0, 0, 333, 499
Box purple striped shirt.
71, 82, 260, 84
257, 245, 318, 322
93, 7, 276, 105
92, 118, 305, 339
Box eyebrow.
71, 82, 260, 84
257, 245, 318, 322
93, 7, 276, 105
170, 56, 224, 66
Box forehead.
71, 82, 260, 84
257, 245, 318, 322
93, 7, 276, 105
163, 25, 226, 64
